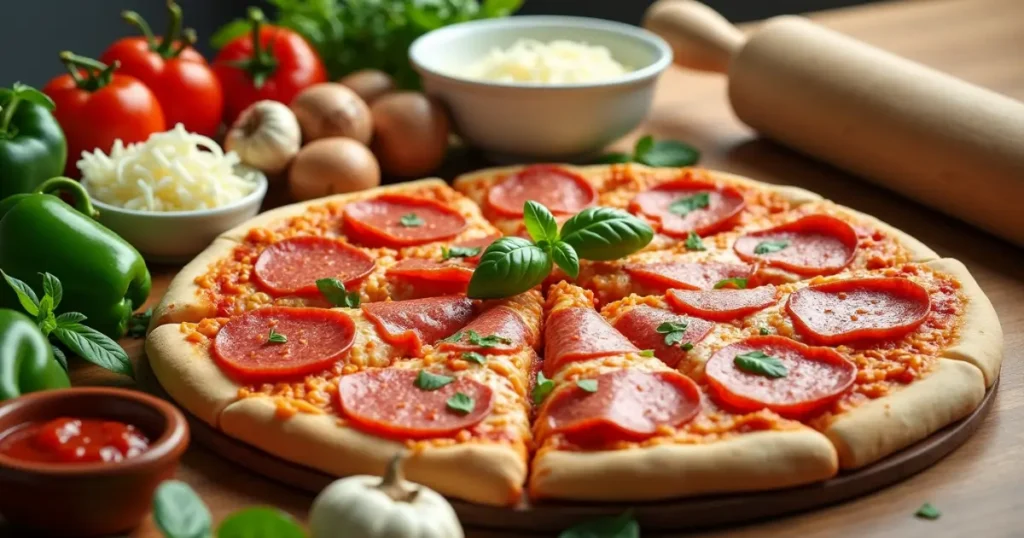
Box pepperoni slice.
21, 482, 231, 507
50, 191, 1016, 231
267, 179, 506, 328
629, 180, 746, 237
612, 306, 713, 368
666, 285, 778, 322
486, 165, 597, 217
252, 236, 376, 296
362, 295, 475, 356
786, 277, 931, 345
343, 194, 468, 248
544, 307, 639, 376
625, 261, 754, 292
540, 370, 701, 445
338, 369, 493, 440
212, 307, 356, 384
387, 258, 475, 287
436, 306, 534, 355
450, 234, 502, 263
734, 214, 858, 276
705, 336, 856, 418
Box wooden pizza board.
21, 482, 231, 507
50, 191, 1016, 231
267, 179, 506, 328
135, 354, 997, 533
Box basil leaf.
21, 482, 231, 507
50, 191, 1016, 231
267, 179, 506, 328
462, 351, 486, 365
210, 18, 250, 50
576, 379, 598, 393
52, 323, 133, 377
481, 0, 524, 18
267, 329, 287, 344
915, 502, 941, 520
759, 326, 770, 335
558, 207, 654, 261
524, 200, 558, 243
400, 213, 424, 227
681, 342, 694, 351
50, 344, 68, 370
446, 392, 475, 415
735, 351, 787, 378
632, 135, 655, 161
1, 269, 40, 316
560, 511, 639, 538
467, 237, 552, 299
533, 371, 554, 405
153, 480, 213, 538
443, 245, 481, 260
592, 152, 632, 164
640, 349, 655, 358
551, 241, 580, 279
415, 370, 454, 390
467, 330, 512, 348
127, 309, 151, 338
316, 278, 360, 307
684, 231, 705, 251
440, 331, 463, 344
668, 192, 710, 217
637, 140, 701, 167
36, 295, 54, 323
40, 272, 62, 309
753, 240, 790, 255
58, 312, 89, 326
656, 321, 688, 333
714, 277, 748, 289
216, 507, 305, 538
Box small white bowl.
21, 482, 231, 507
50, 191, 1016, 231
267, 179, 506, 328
88, 169, 268, 264
409, 15, 672, 163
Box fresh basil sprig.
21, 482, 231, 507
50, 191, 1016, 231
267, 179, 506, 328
560, 510, 640, 538
316, 278, 360, 308
153, 480, 306, 538
594, 135, 701, 167
467, 237, 553, 300
2, 270, 133, 377
560, 207, 655, 261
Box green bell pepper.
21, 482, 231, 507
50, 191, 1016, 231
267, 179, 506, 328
0, 83, 68, 200
0, 308, 70, 402
0, 178, 151, 339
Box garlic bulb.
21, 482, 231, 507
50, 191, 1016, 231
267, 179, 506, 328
224, 100, 302, 176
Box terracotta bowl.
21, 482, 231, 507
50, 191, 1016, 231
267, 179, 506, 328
0, 387, 189, 537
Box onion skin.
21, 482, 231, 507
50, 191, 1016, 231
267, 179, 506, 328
290, 83, 373, 145
288, 137, 381, 201
339, 69, 396, 104
370, 92, 450, 178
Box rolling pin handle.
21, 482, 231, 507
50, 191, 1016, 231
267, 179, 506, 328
643, 0, 746, 74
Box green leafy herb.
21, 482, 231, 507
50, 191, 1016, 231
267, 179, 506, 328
216, 507, 305, 538
524, 200, 559, 243
592, 152, 632, 164
153, 480, 213, 538
50, 345, 67, 370
634, 136, 701, 167
466, 330, 512, 348
640, 349, 655, 358
551, 241, 580, 279
446, 392, 475, 415
467, 237, 552, 299
440, 331, 463, 344
656, 320, 689, 347
576, 379, 598, 393
668, 192, 710, 217
753, 239, 790, 255
127, 308, 152, 338
681, 342, 694, 351
915, 502, 941, 520
559, 207, 654, 261
684, 231, 706, 251
414, 370, 454, 391
759, 326, 770, 335
462, 351, 486, 365
316, 278, 360, 307
714, 277, 748, 289
1, 269, 40, 315
36, 295, 55, 333
442, 245, 482, 260
40, 272, 62, 308
533, 371, 555, 405
559, 510, 639, 538
735, 351, 788, 378
267, 329, 287, 344
399, 213, 424, 227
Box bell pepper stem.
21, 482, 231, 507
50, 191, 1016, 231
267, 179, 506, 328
0, 96, 18, 136
36, 177, 100, 220
121, 10, 157, 49
156, 0, 184, 58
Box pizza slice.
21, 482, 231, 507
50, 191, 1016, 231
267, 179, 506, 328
599, 258, 998, 470
150, 179, 500, 329
147, 291, 544, 506
528, 281, 838, 502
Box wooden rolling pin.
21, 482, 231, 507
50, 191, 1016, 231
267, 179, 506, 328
643, 0, 1024, 247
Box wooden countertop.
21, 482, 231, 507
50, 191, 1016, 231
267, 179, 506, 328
16, 0, 1024, 536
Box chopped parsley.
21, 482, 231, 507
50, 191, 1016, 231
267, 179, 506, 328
656, 320, 689, 347
446, 392, 475, 415
461, 351, 486, 365
467, 330, 512, 348
684, 231, 706, 251
759, 326, 770, 335
267, 329, 287, 344
714, 277, 748, 289
640, 349, 655, 358
753, 239, 790, 255
443, 245, 482, 260
399, 213, 424, 227
667, 192, 710, 217
414, 370, 454, 390
533, 372, 555, 405
734, 351, 787, 378
576, 379, 599, 393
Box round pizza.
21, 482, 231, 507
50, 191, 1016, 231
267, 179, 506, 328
145, 163, 1002, 507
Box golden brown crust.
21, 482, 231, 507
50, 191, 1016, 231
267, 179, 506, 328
149, 238, 239, 330
831, 204, 939, 262
218, 397, 527, 506
529, 428, 837, 501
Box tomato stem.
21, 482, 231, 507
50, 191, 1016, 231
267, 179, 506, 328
121, 10, 156, 49
244, 7, 278, 89
59, 51, 118, 92
170, 28, 197, 58
156, 0, 184, 58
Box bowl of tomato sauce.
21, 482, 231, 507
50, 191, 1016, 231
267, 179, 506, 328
0, 387, 189, 537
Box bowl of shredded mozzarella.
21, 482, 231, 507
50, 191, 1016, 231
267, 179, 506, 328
78, 124, 269, 263
409, 16, 672, 162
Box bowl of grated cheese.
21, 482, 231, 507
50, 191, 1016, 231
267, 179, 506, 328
78, 124, 269, 263
409, 16, 672, 162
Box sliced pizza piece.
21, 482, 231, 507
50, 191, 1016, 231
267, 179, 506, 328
528, 281, 838, 502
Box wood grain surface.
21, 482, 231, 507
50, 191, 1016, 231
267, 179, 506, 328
10, 0, 1023, 536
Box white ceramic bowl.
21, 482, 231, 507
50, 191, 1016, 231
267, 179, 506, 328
409, 16, 673, 163
88, 169, 268, 264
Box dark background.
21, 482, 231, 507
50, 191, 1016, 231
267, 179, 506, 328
1, 0, 877, 88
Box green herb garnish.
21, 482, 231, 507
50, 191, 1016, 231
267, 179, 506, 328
399, 213, 424, 227
759, 326, 770, 335
593, 135, 700, 167
640, 349, 655, 357
656, 320, 689, 347
559, 510, 639, 538
414, 370, 454, 390
714, 277, 748, 289
462, 351, 486, 365
576, 379, 598, 393
446, 392, 475, 415
559, 207, 654, 261
681, 342, 694, 351
533, 371, 555, 405
127, 308, 153, 338
267, 329, 287, 344
467, 330, 512, 348
734, 351, 787, 378
440, 331, 463, 343
668, 192, 710, 217
316, 277, 360, 307
684, 231, 705, 251
753, 239, 790, 255
915, 502, 941, 520
443, 245, 482, 260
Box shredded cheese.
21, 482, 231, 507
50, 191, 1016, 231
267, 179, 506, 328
457, 39, 631, 84
79, 124, 259, 212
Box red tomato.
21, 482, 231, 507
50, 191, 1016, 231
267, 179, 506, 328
44, 52, 165, 178
100, 2, 223, 137
213, 9, 327, 124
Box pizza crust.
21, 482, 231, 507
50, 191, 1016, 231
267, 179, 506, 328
528, 428, 837, 501
823, 358, 985, 469
150, 238, 239, 330
145, 323, 240, 427
218, 397, 527, 506
926, 258, 1003, 386
830, 204, 939, 262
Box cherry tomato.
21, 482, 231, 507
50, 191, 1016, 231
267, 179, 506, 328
43, 52, 165, 178
100, 1, 223, 137
213, 8, 327, 124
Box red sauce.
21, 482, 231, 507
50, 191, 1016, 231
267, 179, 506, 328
0, 417, 150, 464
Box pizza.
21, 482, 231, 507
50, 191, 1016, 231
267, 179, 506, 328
146, 164, 1001, 508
